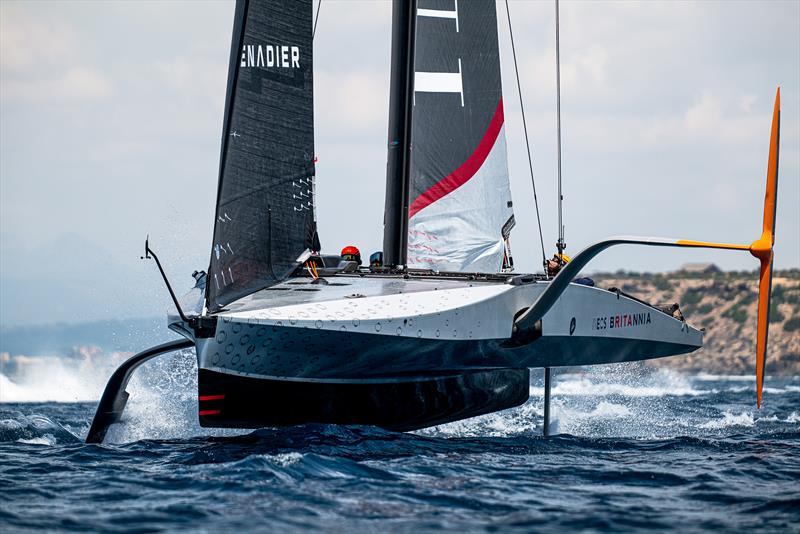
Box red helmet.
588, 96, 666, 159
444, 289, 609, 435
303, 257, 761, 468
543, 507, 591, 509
341, 246, 362, 265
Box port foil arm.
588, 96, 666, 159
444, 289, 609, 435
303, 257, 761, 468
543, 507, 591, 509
86, 339, 194, 444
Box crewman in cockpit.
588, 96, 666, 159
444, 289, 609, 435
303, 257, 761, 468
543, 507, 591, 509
369, 251, 383, 270
547, 252, 595, 286
546, 253, 570, 277
341, 245, 362, 266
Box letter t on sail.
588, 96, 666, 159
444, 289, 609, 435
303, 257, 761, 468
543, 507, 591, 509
414, 1, 464, 106
418, 0, 459, 32
415, 58, 464, 106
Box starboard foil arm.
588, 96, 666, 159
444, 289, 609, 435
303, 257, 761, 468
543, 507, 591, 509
513, 235, 749, 334
516, 87, 780, 408
86, 339, 194, 444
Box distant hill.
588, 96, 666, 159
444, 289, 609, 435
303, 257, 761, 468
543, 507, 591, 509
591, 269, 800, 375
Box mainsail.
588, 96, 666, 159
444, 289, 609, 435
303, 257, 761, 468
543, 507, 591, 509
207, 0, 318, 312
406, 0, 514, 272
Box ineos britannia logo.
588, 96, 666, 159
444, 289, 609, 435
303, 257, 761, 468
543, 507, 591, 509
241, 44, 300, 68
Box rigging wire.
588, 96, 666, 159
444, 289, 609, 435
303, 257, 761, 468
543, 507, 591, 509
311, 0, 322, 235
555, 0, 566, 258
504, 0, 547, 270
313, 0, 322, 39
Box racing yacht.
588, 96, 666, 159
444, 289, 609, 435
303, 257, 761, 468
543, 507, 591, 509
88, 0, 781, 443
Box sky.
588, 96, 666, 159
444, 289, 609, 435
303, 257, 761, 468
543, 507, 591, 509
1, 0, 798, 326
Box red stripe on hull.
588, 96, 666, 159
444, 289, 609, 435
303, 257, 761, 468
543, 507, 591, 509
408, 99, 505, 219
199, 409, 221, 416
198, 395, 226, 401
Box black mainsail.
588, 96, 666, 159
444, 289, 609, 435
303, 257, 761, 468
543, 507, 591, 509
207, 0, 318, 312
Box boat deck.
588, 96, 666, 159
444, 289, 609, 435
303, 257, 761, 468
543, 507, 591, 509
219, 271, 542, 315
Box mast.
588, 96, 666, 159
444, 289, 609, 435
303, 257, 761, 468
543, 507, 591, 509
555, 0, 566, 258
383, 0, 417, 268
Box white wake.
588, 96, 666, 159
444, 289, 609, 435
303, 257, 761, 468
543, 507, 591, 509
2, 354, 796, 443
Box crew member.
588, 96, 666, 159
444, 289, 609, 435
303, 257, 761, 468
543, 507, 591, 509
546, 252, 595, 286
369, 251, 383, 270
546, 253, 570, 277
341, 245, 362, 266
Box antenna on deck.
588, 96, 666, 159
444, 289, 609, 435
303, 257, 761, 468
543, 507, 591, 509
555, 0, 566, 259
142, 235, 189, 323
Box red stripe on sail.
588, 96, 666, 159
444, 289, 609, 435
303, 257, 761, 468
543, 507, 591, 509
408, 99, 505, 219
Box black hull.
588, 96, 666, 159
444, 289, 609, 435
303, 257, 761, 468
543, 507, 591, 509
198, 368, 530, 432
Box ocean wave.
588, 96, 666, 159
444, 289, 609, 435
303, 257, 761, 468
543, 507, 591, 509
2, 351, 797, 444
722, 384, 799, 395
587, 401, 632, 417
549, 380, 708, 397
421, 401, 543, 438
0, 413, 80, 444
17, 436, 59, 446
723, 386, 751, 393
0, 349, 237, 443
420, 366, 800, 440
0, 353, 125, 403
1, 397, 797, 532
699, 411, 755, 429
693, 373, 754, 382
262, 452, 305, 467
546, 368, 708, 398
763, 386, 798, 394
696, 409, 797, 430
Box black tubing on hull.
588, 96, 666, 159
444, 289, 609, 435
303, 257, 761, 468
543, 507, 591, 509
198, 367, 530, 432
86, 339, 194, 444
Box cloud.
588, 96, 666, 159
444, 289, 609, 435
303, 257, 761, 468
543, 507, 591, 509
315, 70, 389, 136
148, 57, 227, 103
0, 3, 78, 70
0, 4, 112, 102
2, 66, 112, 102
660, 92, 765, 145
563, 91, 770, 153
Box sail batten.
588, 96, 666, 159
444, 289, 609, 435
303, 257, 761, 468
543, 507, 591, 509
207, 0, 317, 312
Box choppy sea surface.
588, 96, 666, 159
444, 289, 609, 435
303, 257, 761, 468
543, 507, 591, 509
1, 351, 798, 532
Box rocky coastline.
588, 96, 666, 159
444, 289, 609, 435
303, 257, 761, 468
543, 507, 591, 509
590, 268, 799, 375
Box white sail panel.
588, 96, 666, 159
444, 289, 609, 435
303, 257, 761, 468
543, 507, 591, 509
408, 121, 513, 272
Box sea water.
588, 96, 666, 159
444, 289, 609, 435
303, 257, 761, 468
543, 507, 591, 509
1, 352, 798, 532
